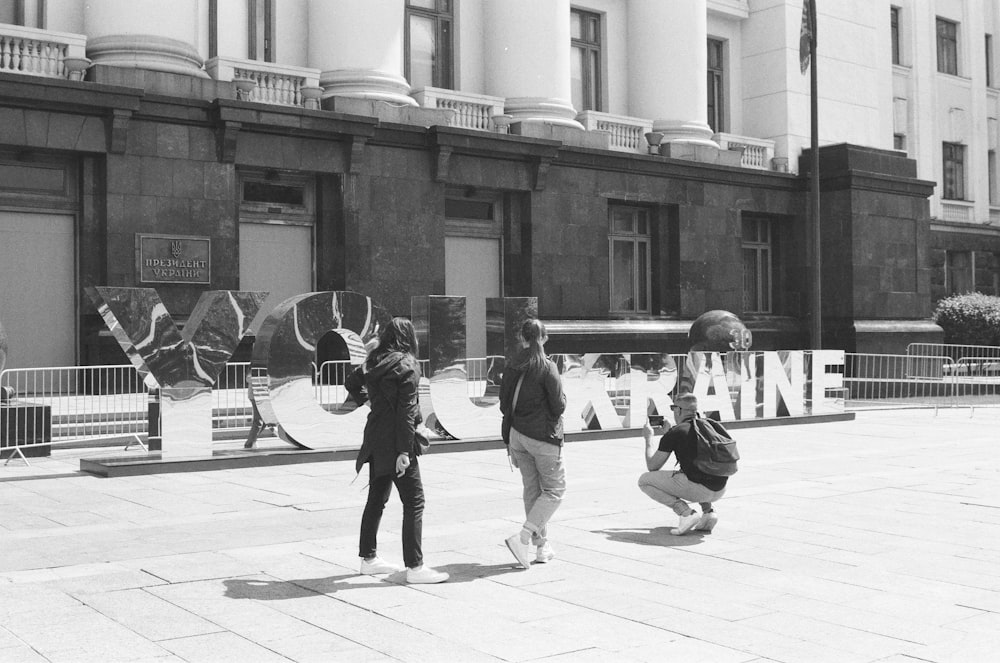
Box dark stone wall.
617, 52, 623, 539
0, 75, 955, 361
807, 144, 937, 352
103, 119, 239, 313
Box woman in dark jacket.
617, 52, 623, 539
345, 317, 448, 584
499, 318, 567, 569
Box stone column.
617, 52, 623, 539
307, 0, 416, 106
484, 0, 582, 128
628, 0, 716, 147
84, 0, 206, 77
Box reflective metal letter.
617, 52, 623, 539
809, 350, 845, 414
86, 287, 266, 458
761, 351, 805, 417
689, 352, 736, 420
414, 296, 534, 439
251, 291, 391, 449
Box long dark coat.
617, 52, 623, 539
345, 351, 423, 478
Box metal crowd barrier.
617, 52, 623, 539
907, 342, 1000, 378
0, 364, 148, 464
845, 352, 1000, 412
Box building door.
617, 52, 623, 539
239, 222, 314, 332
444, 194, 503, 360
0, 211, 76, 369
238, 171, 315, 332
445, 236, 500, 360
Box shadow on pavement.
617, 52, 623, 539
379, 562, 523, 585
223, 574, 388, 600
426, 562, 524, 582
595, 526, 705, 547
222, 562, 523, 598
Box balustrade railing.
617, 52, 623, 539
205, 56, 322, 107
0, 24, 87, 79
576, 111, 652, 153
713, 132, 775, 170
940, 201, 973, 223
411, 87, 506, 132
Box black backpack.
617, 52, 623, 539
689, 416, 739, 476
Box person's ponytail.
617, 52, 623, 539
514, 318, 548, 377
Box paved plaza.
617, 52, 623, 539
1, 408, 999, 662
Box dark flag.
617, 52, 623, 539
800, 0, 814, 73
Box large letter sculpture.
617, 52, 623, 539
414, 295, 535, 439
250, 291, 391, 449
86, 287, 266, 458
88, 287, 848, 455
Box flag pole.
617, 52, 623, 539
808, 0, 822, 349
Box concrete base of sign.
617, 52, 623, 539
79, 412, 855, 478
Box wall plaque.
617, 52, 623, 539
137, 234, 211, 284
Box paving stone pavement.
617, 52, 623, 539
1, 408, 999, 663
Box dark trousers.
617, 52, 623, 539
359, 457, 424, 569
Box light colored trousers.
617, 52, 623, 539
509, 428, 566, 545
638, 470, 725, 516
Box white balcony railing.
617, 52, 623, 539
0, 24, 87, 79
713, 132, 775, 170
411, 87, 506, 132
576, 111, 652, 153
206, 57, 322, 107
940, 201, 973, 223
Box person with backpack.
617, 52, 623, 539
639, 392, 737, 535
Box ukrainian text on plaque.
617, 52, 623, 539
137, 234, 211, 284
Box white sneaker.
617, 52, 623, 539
405, 565, 449, 584
669, 512, 701, 536
535, 542, 555, 563
360, 557, 401, 575
695, 512, 718, 532
505, 534, 532, 569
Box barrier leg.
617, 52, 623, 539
3, 446, 29, 467
124, 434, 148, 452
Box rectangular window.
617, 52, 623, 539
990, 150, 998, 206
936, 18, 958, 75
609, 206, 651, 314
239, 172, 314, 220
0, 2, 16, 24
571, 8, 602, 112
742, 216, 773, 314
942, 142, 966, 200
210, 0, 274, 61
247, 0, 275, 62
893, 134, 906, 151
946, 250, 973, 295
987, 34, 995, 87
890, 7, 901, 65
405, 0, 453, 90
975, 252, 1000, 295
0, 0, 44, 27
707, 38, 725, 133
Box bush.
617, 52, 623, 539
932, 292, 1000, 345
